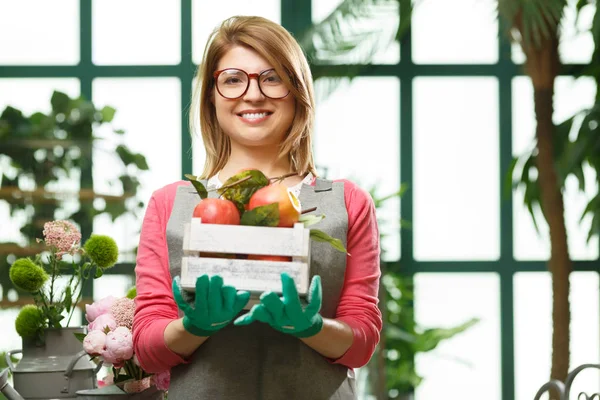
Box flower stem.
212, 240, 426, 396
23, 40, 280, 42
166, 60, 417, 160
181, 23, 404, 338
66, 271, 82, 326
49, 252, 56, 304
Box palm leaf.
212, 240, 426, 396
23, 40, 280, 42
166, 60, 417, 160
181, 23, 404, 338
498, 0, 567, 49
299, 0, 413, 101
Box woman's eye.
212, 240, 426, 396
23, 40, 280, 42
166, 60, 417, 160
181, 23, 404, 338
264, 75, 281, 83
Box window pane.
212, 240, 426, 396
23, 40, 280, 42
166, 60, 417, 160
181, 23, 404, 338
192, 0, 280, 64
413, 78, 499, 261
0, 0, 79, 65
311, 0, 400, 64
93, 0, 181, 65
0, 79, 80, 246
92, 78, 181, 260
414, 273, 501, 400
511, 0, 596, 64
514, 272, 600, 400
412, 0, 498, 64
93, 275, 134, 300
313, 78, 400, 261
0, 79, 80, 116
512, 76, 599, 260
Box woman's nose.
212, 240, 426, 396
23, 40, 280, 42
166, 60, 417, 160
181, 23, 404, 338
243, 78, 265, 101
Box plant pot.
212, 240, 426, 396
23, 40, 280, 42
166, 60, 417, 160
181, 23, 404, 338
5, 327, 101, 399
75, 381, 164, 400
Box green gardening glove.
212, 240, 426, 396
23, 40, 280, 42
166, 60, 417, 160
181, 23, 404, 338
234, 272, 323, 338
173, 274, 250, 337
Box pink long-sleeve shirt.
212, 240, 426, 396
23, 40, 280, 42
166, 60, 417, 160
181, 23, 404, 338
132, 178, 382, 373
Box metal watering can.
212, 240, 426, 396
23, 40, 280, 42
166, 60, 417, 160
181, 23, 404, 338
1, 327, 101, 399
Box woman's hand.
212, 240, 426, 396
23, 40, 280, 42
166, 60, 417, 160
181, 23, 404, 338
234, 272, 323, 338
173, 274, 250, 337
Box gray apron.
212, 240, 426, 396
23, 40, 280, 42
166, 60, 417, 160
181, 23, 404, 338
165, 179, 356, 399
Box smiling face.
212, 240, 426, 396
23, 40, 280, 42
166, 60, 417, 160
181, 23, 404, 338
213, 45, 296, 149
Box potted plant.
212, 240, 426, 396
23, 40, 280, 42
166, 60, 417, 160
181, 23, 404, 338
5, 219, 120, 399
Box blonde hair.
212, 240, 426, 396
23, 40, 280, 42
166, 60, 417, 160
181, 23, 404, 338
190, 16, 317, 179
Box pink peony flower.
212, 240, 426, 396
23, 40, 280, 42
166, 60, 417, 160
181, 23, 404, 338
102, 327, 133, 366
42, 220, 81, 257
83, 330, 107, 356
153, 370, 170, 391
88, 313, 117, 332
86, 296, 117, 322
110, 297, 135, 330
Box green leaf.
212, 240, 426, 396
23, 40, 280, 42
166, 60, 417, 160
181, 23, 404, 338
241, 203, 279, 226
412, 318, 480, 353
504, 157, 519, 199
184, 174, 208, 199
589, 211, 600, 243
73, 332, 86, 343
298, 213, 325, 227
217, 169, 269, 205
133, 154, 149, 170
126, 287, 137, 299
63, 286, 72, 313
310, 229, 347, 253
103, 201, 128, 222
50, 91, 70, 114
119, 175, 140, 194
115, 145, 147, 170
101, 106, 116, 122
94, 267, 104, 279
114, 129, 125, 135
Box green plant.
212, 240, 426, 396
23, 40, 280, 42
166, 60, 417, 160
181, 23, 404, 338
9, 220, 119, 342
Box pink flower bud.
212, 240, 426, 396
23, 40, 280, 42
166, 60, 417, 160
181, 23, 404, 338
83, 330, 107, 356
86, 296, 117, 322
88, 313, 117, 332
102, 327, 133, 366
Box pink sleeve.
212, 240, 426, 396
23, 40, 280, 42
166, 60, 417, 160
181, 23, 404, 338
132, 184, 189, 373
331, 180, 383, 369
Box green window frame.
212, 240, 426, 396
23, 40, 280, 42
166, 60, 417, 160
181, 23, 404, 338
2, 1, 599, 398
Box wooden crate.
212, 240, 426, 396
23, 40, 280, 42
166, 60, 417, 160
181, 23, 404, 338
180, 218, 311, 296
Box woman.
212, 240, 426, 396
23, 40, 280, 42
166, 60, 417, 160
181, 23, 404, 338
132, 15, 382, 399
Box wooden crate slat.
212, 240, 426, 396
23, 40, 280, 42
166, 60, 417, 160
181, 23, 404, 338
184, 218, 309, 257
181, 257, 310, 295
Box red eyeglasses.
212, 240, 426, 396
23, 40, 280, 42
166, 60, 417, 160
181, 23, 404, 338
213, 68, 291, 99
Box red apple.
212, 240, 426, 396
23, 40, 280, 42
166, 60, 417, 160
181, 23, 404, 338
248, 254, 292, 262
193, 198, 240, 225
248, 184, 301, 228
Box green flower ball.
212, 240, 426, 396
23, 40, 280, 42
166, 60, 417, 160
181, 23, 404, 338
84, 235, 119, 269
126, 286, 137, 299
15, 305, 44, 338
9, 258, 48, 292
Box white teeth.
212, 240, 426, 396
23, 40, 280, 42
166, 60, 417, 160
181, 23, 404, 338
240, 112, 268, 120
